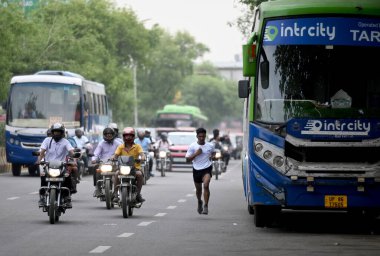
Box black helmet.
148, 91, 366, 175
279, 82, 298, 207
103, 127, 115, 142
51, 123, 65, 141
213, 129, 219, 137
46, 128, 52, 137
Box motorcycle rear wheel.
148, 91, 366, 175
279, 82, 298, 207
122, 187, 129, 218
49, 189, 56, 224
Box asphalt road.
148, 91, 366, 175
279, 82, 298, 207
1, 160, 380, 256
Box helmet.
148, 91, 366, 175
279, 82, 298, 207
50, 123, 65, 141
161, 132, 168, 139
122, 127, 135, 136
103, 127, 115, 142
137, 129, 145, 138
46, 128, 52, 137
108, 122, 119, 133
75, 128, 83, 137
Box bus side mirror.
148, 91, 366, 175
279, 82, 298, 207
260, 61, 270, 89
238, 80, 249, 98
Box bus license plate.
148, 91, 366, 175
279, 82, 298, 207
46, 177, 64, 182
324, 195, 347, 208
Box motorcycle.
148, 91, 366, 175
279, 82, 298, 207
141, 151, 152, 185
95, 159, 118, 209
157, 148, 171, 177
212, 149, 224, 180
36, 152, 80, 224
221, 144, 231, 172
115, 156, 142, 218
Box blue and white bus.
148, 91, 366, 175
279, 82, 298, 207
239, 0, 380, 227
4, 71, 110, 176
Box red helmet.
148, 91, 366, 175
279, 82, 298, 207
122, 127, 135, 136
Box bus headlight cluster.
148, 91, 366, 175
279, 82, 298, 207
253, 138, 286, 174
9, 138, 20, 145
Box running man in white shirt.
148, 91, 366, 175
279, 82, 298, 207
185, 128, 215, 215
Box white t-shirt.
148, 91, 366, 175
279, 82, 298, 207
186, 141, 215, 170
73, 135, 89, 149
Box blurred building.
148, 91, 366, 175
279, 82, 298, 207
213, 54, 243, 82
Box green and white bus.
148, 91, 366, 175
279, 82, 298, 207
154, 104, 208, 129
238, 0, 380, 227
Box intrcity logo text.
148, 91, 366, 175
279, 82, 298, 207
301, 120, 370, 136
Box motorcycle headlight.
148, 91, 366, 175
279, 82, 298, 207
120, 166, 131, 175
48, 168, 61, 177
223, 145, 228, 151
215, 152, 222, 158
100, 164, 113, 173
159, 151, 167, 158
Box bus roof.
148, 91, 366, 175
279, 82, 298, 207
260, 0, 380, 18
11, 74, 83, 86
156, 104, 208, 121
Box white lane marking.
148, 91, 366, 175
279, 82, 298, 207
89, 246, 111, 253
118, 233, 134, 238
7, 197, 20, 200
154, 213, 167, 217
178, 199, 186, 203
103, 223, 117, 226
186, 194, 194, 197
233, 223, 237, 226
167, 206, 177, 209
138, 221, 155, 226
29, 191, 39, 195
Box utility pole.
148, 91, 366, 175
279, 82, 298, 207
132, 62, 138, 127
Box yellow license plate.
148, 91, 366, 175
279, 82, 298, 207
324, 195, 347, 208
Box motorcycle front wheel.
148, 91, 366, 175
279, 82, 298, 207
49, 188, 56, 224
128, 188, 134, 216
215, 162, 219, 180
121, 186, 129, 218
161, 159, 165, 177
105, 179, 112, 210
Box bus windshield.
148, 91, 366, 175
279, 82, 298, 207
7, 82, 81, 128
256, 17, 380, 123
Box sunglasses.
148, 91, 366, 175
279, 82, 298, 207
123, 134, 134, 137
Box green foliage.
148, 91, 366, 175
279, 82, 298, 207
0, 0, 239, 129
179, 63, 244, 127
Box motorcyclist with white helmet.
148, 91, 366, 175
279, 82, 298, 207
135, 129, 154, 177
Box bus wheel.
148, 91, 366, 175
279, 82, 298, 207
254, 205, 280, 228
12, 164, 22, 176
28, 165, 39, 176
248, 204, 254, 215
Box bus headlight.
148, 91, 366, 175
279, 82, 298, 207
120, 166, 131, 175
254, 138, 287, 174
273, 156, 284, 168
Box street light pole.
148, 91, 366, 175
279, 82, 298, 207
132, 62, 138, 127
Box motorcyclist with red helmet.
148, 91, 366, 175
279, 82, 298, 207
111, 127, 146, 203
